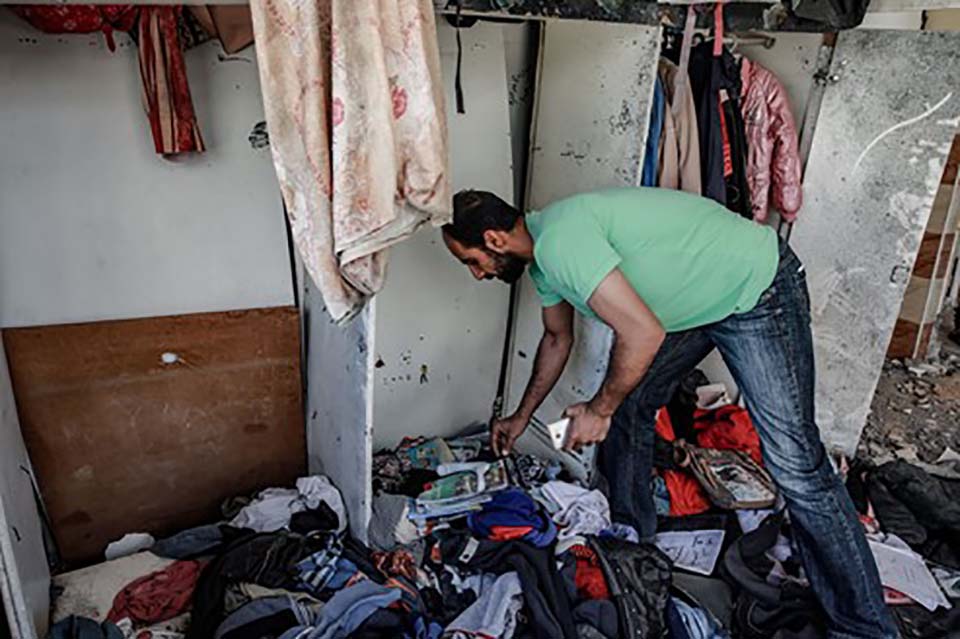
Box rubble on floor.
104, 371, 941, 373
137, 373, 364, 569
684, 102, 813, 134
47, 376, 960, 639
860, 350, 960, 479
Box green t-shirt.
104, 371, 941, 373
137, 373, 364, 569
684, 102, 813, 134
525, 187, 780, 332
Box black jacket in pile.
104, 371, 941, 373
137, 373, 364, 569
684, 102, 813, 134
589, 537, 672, 639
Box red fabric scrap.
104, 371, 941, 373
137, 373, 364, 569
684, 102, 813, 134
883, 587, 914, 606
372, 549, 418, 582
11, 4, 204, 156
9, 5, 136, 51
569, 545, 610, 600
656, 409, 711, 517
488, 525, 535, 542
694, 405, 763, 464
106, 560, 203, 626
137, 7, 205, 155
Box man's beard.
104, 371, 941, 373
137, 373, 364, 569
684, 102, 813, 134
488, 252, 526, 283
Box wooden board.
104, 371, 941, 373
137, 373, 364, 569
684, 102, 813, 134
2, 307, 305, 566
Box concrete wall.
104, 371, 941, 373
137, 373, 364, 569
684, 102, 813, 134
791, 29, 960, 453
0, 12, 293, 328
304, 287, 374, 542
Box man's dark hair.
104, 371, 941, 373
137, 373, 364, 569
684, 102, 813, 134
442, 190, 521, 248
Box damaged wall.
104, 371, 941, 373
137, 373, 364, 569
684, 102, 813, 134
791, 29, 960, 454
304, 290, 375, 543
0, 12, 305, 561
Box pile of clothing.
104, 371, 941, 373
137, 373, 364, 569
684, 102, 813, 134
647, 37, 802, 226
365, 433, 690, 639
844, 458, 960, 638
46, 459, 681, 639
46, 396, 960, 639
652, 372, 774, 518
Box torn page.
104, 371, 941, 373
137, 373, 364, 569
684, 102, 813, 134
869, 541, 951, 611
654, 530, 725, 576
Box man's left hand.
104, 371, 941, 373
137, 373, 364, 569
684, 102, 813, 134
563, 402, 612, 451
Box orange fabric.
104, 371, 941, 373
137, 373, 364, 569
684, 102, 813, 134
664, 469, 711, 516
654, 407, 677, 441
694, 405, 763, 464
656, 409, 711, 516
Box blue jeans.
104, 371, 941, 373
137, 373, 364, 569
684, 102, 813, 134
599, 243, 898, 639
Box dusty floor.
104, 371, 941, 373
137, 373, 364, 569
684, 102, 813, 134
858, 336, 960, 476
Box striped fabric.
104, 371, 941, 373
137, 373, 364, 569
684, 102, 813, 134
138, 7, 205, 155
295, 538, 343, 593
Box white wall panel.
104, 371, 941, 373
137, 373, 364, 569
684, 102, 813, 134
792, 29, 960, 453
0, 338, 49, 639
0, 13, 292, 327
304, 284, 374, 542
507, 21, 661, 425
371, 22, 513, 450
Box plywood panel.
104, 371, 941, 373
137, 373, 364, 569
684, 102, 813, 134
3, 308, 304, 565
790, 29, 960, 453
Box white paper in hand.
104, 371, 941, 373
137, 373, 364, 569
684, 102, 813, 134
547, 418, 571, 450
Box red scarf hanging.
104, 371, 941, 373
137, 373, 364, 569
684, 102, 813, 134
11, 5, 205, 156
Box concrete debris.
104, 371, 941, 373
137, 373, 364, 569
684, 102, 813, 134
936, 447, 960, 464
860, 348, 960, 480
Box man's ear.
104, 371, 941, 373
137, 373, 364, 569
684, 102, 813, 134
483, 229, 512, 254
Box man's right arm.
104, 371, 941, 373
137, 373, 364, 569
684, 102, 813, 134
492, 301, 574, 455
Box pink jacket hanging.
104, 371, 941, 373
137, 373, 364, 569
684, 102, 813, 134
739, 58, 802, 222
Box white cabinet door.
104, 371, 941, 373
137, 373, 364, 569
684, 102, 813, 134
791, 29, 960, 453
1, 338, 49, 639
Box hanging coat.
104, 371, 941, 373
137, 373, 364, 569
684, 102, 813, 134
686, 42, 748, 211
642, 77, 665, 187
739, 58, 803, 223
657, 58, 702, 195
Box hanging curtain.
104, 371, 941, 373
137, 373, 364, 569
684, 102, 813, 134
250, 0, 451, 324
